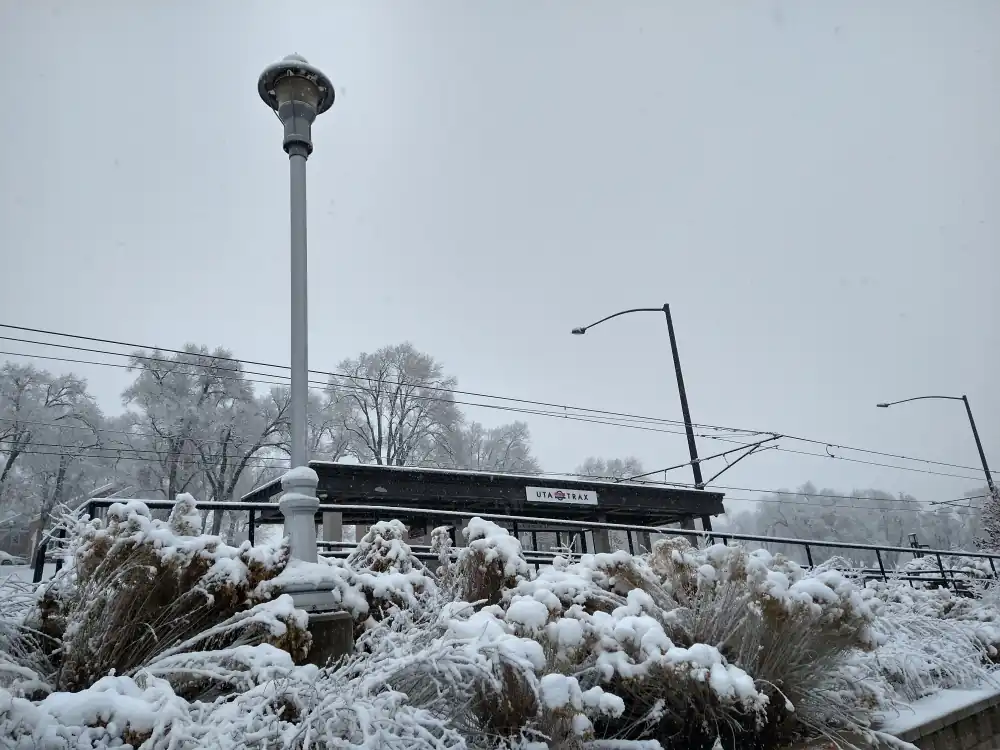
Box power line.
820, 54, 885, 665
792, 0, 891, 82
4, 440, 988, 517
704, 434, 985, 482
705, 483, 988, 505
0, 344, 978, 481
0, 327, 738, 432
1, 322, 989, 475
721, 495, 983, 516
0, 347, 714, 442
2, 345, 989, 485
5, 449, 984, 516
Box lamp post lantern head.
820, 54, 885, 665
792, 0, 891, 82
258, 54, 335, 157
571, 327, 587, 335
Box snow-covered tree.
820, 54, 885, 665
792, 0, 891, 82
0, 365, 99, 505
326, 343, 460, 466
118, 347, 291, 533
0, 366, 112, 554
722, 483, 983, 567
437, 420, 541, 473
575, 456, 644, 480
977, 486, 1000, 551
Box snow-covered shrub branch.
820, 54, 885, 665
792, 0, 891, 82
4, 509, 1000, 749
26, 497, 309, 696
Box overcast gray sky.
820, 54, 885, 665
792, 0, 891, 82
1, 1, 997, 510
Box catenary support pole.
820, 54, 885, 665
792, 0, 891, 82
663, 304, 713, 533
963, 395, 997, 495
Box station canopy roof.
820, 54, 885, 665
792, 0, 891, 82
241, 461, 725, 527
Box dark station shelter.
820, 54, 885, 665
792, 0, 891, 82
241, 462, 725, 535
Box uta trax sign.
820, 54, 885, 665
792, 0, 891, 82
526, 486, 599, 506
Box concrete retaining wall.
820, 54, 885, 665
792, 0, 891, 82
790, 687, 1000, 749
888, 689, 1000, 750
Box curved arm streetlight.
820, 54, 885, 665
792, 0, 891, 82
571, 304, 706, 498
571, 308, 666, 335
877, 396, 964, 408
877, 394, 996, 494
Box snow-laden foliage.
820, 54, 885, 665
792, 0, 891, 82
454, 518, 533, 607
24, 497, 309, 696
0, 576, 53, 699
501, 536, 881, 748
978, 487, 1000, 552
863, 577, 1000, 700
4, 511, 1000, 749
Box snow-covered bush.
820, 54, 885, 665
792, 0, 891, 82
27, 497, 309, 696
866, 576, 1000, 671
0, 576, 53, 698
343, 520, 439, 631
5, 507, 1000, 749
500, 535, 881, 747
453, 518, 532, 607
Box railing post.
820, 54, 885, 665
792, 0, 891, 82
875, 548, 887, 582
804, 544, 814, 568
248, 509, 256, 545
935, 553, 949, 590
989, 557, 997, 579
592, 515, 612, 554
31, 537, 48, 584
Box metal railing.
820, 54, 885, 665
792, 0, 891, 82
30, 498, 1000, 593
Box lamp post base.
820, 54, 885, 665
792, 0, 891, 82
280, 466, 321, 563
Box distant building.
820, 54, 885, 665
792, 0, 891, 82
0, 512, 41, 558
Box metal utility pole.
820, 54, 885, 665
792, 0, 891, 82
572, 304, 710, 531
877, 394, 996, 494
962, 395, 996, 495
662, 304, 704, 490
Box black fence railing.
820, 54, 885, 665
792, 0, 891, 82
30, 498, 1000, 593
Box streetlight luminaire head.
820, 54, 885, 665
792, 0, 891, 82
876, 403, 890, 408
258, 54, 335, 114
258, 54, 335, 156
571, 327, 586, 335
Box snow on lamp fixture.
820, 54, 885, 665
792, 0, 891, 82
258, 54, 335, 157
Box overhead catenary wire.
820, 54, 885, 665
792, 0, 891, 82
0, 344, 990, 485
0, 343, 773, 449
3, 440, 988, 518
0, 322, 990, 475
0, 347, 719, 443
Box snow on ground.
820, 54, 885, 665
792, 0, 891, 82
0, 565, 55, 585
3, 506, 1000, 748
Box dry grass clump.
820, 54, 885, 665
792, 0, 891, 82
339, 521, 439, 636
29, 498, 309, 696
346, 519, 419, 573
452, 518, 531, 607
0, 577, 54, 698
494, 535, 882, 748
644, 537, 880, 745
